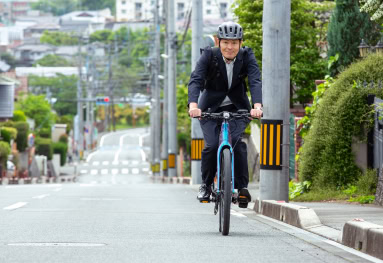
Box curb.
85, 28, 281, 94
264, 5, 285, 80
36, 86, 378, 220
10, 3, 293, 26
0, 175, 77, 185
150, 176, 191, 185
254, 199, 383, 260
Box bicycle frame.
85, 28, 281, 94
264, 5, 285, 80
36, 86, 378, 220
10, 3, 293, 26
216, 118, 235, 195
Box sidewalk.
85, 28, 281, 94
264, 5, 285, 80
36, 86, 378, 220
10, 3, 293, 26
248, 181, 383, 260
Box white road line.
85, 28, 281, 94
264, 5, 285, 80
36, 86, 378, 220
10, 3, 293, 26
112, 161, 119, 165
86, 151, 97, 163
80, 169, 88, 174
122, 160, 129, 165
4, 202, 28, 210
139, 133, 149, 161
102, 161, 109, 165
132, 168, 139, 174
53, 188, 62, 192
121, 168, 129, 174
92, 161, 100, 166
132, 160, 139, 165
111, 169, 118, 175
32, 194, 50, 199
114, 133, 131, 163
90, 169, 98, 175
231, 210, 246, 218
142, 168, 149, 172
101, 169, 108, 175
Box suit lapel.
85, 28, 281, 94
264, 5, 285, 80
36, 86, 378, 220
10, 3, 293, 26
216, 49, 229, 90
231, 48, 244, 90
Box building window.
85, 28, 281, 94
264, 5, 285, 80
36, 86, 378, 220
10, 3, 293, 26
177, 2, 184, 10
177, 12, 184, 20
220, 3, 227, 9
207, 1, 211, 5
122, 0, 126, 4
122, 9, 126, 14
206, 9, 211, 15
135, 2, 142, 11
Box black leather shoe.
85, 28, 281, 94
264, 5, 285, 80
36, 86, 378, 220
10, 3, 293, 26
238, 188, 251, 208
197, 184, 212, 201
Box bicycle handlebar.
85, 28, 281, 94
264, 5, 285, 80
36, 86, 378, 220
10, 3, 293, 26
198, 111, 252, 120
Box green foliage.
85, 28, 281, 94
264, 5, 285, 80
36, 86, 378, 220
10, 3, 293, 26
35, 138, 53, 160
40, 31, 78, 46
28, 74, 77, 116
59, 134, 68, 144
0, 127, 17, 143
234, 0, 328, 104
0, 52, 17, 68
0, 141, 11, 167
356, 169, 378, 194
298, 54, 383, 189
14, 122, 29, 152
89, 29, 113, 43
16, 94, 54, 130
12, 110, 27, 122
38, 128, 51, 139
53, 142, 68, 166
360, 0, 383, 24
32, 0, 115, 16
327, 0, 381, 76
348, 195, 375, 203
289, 180, 312, 199
33, 54, 72, 67
56, 115, 73, 134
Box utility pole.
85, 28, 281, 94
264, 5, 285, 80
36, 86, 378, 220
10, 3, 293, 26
162, 0, 169, 177
259, 0, 291, 202
167, 0, 177, 177
77, 37, 84, 159
106, 44, 112, 132
191, 0, 204, 184
152, 0, 161, 176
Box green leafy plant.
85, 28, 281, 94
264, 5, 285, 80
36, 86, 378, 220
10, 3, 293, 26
348, 195, 375, 204
53, 142, 68, 166
289, 180, 312, 199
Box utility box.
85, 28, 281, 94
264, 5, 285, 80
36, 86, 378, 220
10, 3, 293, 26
35, 155, 47, 176
52, 124, 67, 142
0, 76, 15, 119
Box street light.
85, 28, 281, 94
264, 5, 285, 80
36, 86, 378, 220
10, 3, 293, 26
358, 39, 369, 58
358, 36, 383, 57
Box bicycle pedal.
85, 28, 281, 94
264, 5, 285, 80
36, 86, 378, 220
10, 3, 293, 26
238, 195, 249, 208
199, 199, 210, 203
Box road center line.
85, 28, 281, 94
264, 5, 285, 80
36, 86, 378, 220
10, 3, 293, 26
32, 194, 50, 199
114, 133, 131, 163
4, 202, 28, 210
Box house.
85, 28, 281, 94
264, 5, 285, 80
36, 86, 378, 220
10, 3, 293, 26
0, 75, 16, 120
0, 0, 39, 25
15, 66, 86, 78
12, 43, 56, 66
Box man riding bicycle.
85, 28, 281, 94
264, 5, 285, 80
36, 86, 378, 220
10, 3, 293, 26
188, 21, 263, 206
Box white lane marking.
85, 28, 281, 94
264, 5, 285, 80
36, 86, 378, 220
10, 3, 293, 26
4, 202, 28, 210
114, 133, 131, 163
139, 133, 149, 161
92, 161, 100, 166
121, 168, 129, 174
101, 169, 108, 175
132, 168, 139, 174
102, 161, 109, 165
122, 160, 129, 165
90, 169, 98, 175
142, 168, 149, 172
111, 169, 118, 175
32, 194, 50, 199
132, 160, 139, 165
80, 169, 88, 174
231, 210, 246, 218
53, 188, 62, 192
83, 163, 89, 166
86, 151, 97, 163
5, 184, 62, 189
112, 161, 119, 165
99, 132, 115, 147
81, 198, 123, 201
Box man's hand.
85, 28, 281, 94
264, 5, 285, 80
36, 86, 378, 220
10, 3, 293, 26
250, 103, 263, 119
188, 103, 201, 118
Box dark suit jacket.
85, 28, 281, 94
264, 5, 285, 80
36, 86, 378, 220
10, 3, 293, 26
188, 46, 262, 112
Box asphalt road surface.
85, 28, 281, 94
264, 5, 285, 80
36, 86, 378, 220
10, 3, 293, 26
0, 128, 380, 263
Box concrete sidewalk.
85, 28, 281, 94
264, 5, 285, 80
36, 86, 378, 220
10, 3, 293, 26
248, 181, 383, 260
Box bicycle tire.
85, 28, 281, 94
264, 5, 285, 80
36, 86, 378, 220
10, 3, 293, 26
221, 148, 232, 236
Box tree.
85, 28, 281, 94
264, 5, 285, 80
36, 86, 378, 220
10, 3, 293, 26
234, 0, 328, 104
32, 0, 78, 16
40, 31, 78, 46
327, 0, 381, 76
360, 0, 383, 24
16, 95, 55, 130
33, 54, 72, 67
0, 52, 17, 68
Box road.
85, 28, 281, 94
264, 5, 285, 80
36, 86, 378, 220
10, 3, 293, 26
0, 128, 379, 263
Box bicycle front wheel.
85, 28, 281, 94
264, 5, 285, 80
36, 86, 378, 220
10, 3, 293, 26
220, 148, 232, 236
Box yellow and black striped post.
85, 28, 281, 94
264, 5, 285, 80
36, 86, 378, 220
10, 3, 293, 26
162, 159, 168, 172
191, 139, 204, 160
168, 153, 176, 169
260, 119, 283, 170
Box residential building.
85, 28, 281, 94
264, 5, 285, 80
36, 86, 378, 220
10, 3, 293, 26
115, 0, 235, 32
0, 0, 39, 25
12, 43, 56, 66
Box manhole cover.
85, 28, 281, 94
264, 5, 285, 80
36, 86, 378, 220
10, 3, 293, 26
7, 243, 106, 247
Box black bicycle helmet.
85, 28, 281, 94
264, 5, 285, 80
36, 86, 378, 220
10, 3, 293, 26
217, 21, 243, 40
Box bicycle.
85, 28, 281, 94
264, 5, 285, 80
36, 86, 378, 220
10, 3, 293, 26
197, 109, 251, 236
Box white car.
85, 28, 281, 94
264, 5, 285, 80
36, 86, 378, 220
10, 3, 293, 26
6, 161, 15, 177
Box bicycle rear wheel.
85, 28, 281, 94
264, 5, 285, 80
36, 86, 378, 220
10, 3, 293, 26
220, 148, 232, 236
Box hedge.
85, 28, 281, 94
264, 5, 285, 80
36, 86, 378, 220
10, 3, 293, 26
299, 54, 383, 189
14, 122, 29, 152
53, 142, 67, 166
35, 138, 53, 160
0, 127, 17, 144
0, 141, 11, 167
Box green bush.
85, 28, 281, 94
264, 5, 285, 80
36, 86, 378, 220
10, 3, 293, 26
53, 142, 67, 166
14, 122, 29, 152
35, 138, 53, 160
0, 141, 11, 167
38, 128, 51, 139
298, 54, 383, 189
355, 169, 378, 195
12, 110, 27, 122
59, 134, 68, 144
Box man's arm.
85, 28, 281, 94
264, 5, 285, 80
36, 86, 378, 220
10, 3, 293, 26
187, 47, 211, 115
246, 47, 263, 118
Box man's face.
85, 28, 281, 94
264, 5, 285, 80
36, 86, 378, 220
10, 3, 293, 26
219, 39, 242, 60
